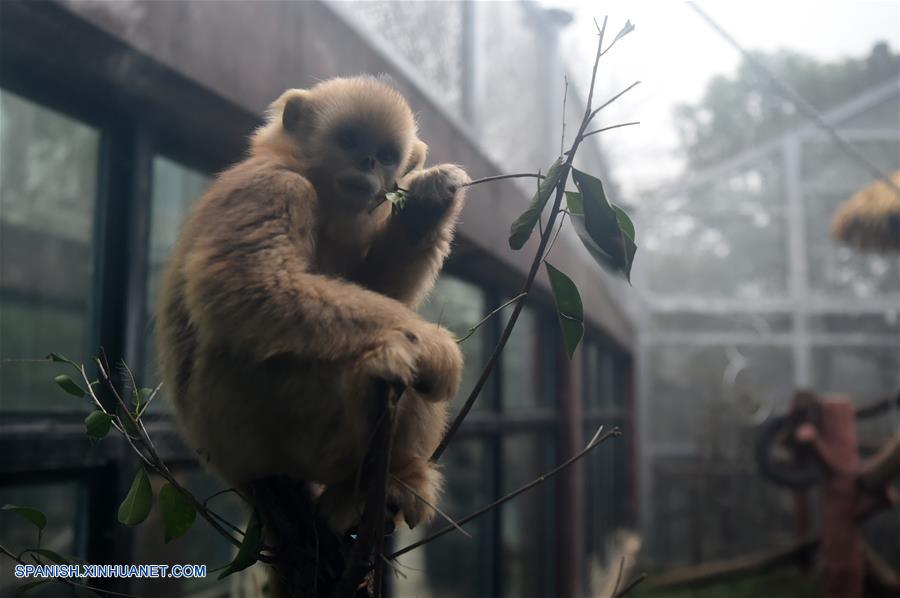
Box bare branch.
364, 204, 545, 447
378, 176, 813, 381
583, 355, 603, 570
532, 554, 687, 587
542, 213, 569, 262
560, 75, 569, 156
463, 172, 545, 187
456, 293, 527, 344
610, 555, 625, 597
579, 121, 641, 142
588, 81, 642, 123
399, 427, 620, 558
614, 573, 647, 598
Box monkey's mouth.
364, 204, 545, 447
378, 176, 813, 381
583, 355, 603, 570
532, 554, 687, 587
336, 174, 378, 202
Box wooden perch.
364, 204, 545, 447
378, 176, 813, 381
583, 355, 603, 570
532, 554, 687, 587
645, 538, 818, 591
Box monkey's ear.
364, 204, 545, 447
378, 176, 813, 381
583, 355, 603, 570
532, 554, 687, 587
401, 139, 428, 177
278, 89, 312, 133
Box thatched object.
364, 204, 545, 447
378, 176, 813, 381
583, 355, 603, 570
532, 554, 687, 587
830, 170, 900, 253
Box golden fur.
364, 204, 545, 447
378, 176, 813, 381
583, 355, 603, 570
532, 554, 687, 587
156, 76, 468, 531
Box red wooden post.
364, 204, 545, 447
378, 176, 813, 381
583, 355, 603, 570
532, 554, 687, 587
791, 490, 810, 540
804, 398, 864, 598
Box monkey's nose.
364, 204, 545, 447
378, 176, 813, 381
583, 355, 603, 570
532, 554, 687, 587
358, 156, 376, 171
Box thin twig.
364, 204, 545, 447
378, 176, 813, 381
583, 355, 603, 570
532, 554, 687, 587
614, 572, 647, 598
456, 293, 527, 344
610, 555, 625, 597
537, 170, 545, 236
560, 75, 569, 156
585, 16, 608, 113
585, 425, 605, 451
588, 81, 642, 123
580, 121, 641, 141
542, 213, 569, 262
463, 172, 545, 187
396, 427, 620, 558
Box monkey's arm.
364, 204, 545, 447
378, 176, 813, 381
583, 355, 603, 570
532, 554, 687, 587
355, 165, 469, 308
180, 169, 452, 379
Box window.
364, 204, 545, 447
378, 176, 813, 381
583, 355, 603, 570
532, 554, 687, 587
141, 156, 210, 392
0, 89, 100, 412
581, 335, 632, 594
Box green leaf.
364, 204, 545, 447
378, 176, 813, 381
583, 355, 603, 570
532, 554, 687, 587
45, 352, 77, 367
508, 159, 566, 250
564, 191, 583, 216
611, 203, 636, 241
24, 548, 69, 565
570, 169, 637, 281
84, 411, 112, 439
132, 387, 153, 413
118, 468, 153, 526
54, 374, 85, 398
159, 483, 196, 543
1, 505, 47, 530
218, 511, 263, 579
386, 190, 408, 210
15, 580, 51, 596
545, 263, 584, 359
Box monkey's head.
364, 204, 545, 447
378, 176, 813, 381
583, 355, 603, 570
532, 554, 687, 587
255, 77, 427, 211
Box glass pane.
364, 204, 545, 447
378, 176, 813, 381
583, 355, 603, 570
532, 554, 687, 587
142, 156, 209, 404
501, 307, 540, 410
583, 341, 614, 411
582, 417, 628, 594
500, 433, 555, 598
393, 438, 495, 598
420, 275, 491, 413
132, 469, 249, 597
0, 89, 99, 411
0, 481, 88, 592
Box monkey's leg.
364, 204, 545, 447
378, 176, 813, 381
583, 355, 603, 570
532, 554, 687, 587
317, 396, 448, 532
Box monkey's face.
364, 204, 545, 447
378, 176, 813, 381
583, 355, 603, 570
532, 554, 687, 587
277, 78, 421, 212
319, 119, 406, 210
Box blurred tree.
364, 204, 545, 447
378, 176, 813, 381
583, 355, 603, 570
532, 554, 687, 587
675, 42, 899, 168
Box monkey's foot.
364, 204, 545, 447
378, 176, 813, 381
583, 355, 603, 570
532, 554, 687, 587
386, 464, 442, 530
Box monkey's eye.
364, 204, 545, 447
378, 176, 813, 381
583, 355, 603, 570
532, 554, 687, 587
336, 128, 360, 152
376, 146, 399, 166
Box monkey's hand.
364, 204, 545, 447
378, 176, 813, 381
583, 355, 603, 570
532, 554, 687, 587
360, 320, 463, 402
395, 164, 469, 241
